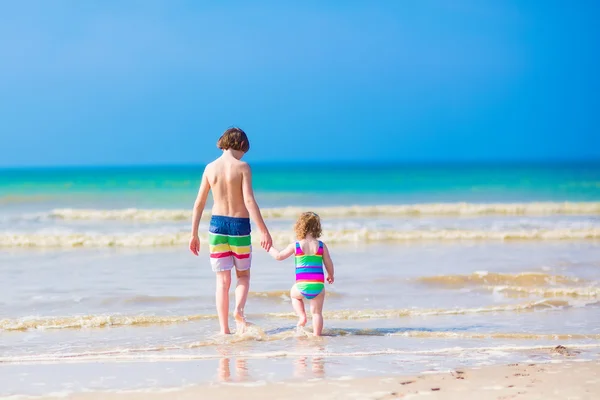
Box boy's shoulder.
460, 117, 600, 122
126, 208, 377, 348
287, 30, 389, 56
203, 160, 217, 175
205, 160, 216, 169
234, 159, 251, 172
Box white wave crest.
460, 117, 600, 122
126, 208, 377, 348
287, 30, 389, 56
2, 299, 586, 332
45, 202, 600, 221
2, 227, 599, 248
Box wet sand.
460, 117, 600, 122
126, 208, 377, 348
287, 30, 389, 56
58, 359, 600, 400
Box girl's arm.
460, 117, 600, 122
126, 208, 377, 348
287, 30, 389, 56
269, 243, 295, 261
189, 168, 210, 256
322, 243, 335, 284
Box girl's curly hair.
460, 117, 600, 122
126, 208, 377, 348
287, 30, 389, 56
294, 212, 322, 239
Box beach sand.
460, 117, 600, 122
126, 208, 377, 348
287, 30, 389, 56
59, 358, 600, 400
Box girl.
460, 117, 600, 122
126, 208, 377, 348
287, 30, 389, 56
268, 212, 335, 336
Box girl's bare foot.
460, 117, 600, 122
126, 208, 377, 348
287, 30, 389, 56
297, 314, 307, 328
291, 295, 307, 331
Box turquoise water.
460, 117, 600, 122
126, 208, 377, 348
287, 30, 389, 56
1, 162, 600, 396
2, 163, 599, 209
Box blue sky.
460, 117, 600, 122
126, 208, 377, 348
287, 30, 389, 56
0, 1, 598, 166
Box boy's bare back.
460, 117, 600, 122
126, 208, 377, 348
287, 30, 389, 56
190, 127, 271, 258
205, 154, 250, 218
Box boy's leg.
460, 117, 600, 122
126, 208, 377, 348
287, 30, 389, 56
209, 225, 236, 334
218, 357, 231, 382
309, 291, 325, 336
290, 285, 307, 327
233, 268, 250, 332
215, 271, 232, 334
231, 230, 252, 333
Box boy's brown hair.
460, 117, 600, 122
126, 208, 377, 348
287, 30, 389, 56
295, 212, 322, 239
217, 127, 250, 153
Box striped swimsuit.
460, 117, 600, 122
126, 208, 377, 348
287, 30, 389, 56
295, 241, 325, 300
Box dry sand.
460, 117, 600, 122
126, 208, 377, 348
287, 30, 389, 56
57, 359, 600, 400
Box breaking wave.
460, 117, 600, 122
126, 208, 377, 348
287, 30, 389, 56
268, 299, 587, 320
416, 272, 600, 299
0, 314, 217, 331
488, 286, 600, 298
2, 228, 599, 248
2, 299, 590, 331
417, 272, 584, 288
39, 202, 600, 221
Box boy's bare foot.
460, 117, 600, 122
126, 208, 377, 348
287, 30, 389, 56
234, 309, 247, 334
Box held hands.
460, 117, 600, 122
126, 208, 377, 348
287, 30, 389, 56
260, 230, 273, 251
189, 235, 200, 256
327, 275, 334, 284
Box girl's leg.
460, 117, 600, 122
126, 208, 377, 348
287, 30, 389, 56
234, 269, 250, 333
309, 291, 325, 336
294, 356, 308, 378
290, 285, 307, 327
215, 271, 232, 334
312, 357, 325, 377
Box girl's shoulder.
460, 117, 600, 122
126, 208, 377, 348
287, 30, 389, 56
298, 239, 325, 253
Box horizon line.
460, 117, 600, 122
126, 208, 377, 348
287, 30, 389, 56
1, 158, 599, 170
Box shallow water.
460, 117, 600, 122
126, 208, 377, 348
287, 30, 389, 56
1, 164, 599, 396
2, 241, 600, 396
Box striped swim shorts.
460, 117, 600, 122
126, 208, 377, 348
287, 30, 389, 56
208, 216, 252, 272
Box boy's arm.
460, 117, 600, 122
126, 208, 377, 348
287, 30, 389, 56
268, 243, 295, 261
241, 163, 272, 251
322, 243, 335, 284
189, 168, 210, 256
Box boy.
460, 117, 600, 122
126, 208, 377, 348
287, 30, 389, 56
189, 127, 272, 334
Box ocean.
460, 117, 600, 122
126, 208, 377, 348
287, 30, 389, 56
1, 163, 599, 396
